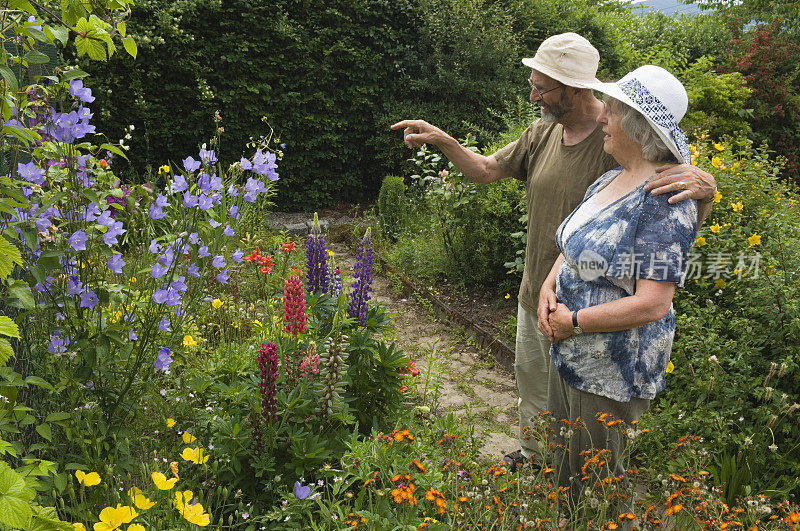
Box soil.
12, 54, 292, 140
269, 209, 521, 462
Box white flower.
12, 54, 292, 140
768, 443, 778, 453
709, 355, 718, 364
241, 512, 249, 519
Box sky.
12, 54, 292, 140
628, 0, 704, 16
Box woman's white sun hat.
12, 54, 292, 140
521, 33, 601, 89
588, 65, 691, 164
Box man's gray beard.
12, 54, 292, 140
538, 93, 572, 122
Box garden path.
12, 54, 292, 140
329, 241, 520, 462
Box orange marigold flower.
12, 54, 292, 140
458, 495, 469, 502
607, 523, 618, 530
618, 513, 636, 520
596, 412, 609, 422
410, 459, 426, 473
606, 419, 623, 427
698, 470, 710, 475
669, 473, 687, 482
665, 504, 683, 516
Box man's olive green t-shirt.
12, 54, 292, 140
494, 120, 618, 316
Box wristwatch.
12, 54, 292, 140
572, 310, 583, 335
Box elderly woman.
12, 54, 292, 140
537, 65, 706, 509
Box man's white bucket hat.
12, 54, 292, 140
587, 65, 691, 164
522, 33, 601, 89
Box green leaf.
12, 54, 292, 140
75, 34, 107, 61
7, 280, 34, 311
22, 50, 51, 64
0, 318, 19, 340
81, 188, 100, 205
30, 504, 74, 530
122, 35, 137, 59
60, 69, 87, 82
24, 376, 53, 390
0, 462, 35, 528
99, 143, 129, 160
0, 440, 16, 458
0, 237, 23, 280
45, 412, 70, 422
1, 124, 39, 144
116, 21, 126, 37
0, 340, 13, 366
49, 26, 70, 46
35, 423, 52, 441
0, 67, 19, 95
8, 0, 35, 14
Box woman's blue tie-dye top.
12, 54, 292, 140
551, 167, 698, 402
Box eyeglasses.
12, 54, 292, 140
527, 78, 563, 99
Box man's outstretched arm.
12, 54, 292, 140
391, 119, 509, 184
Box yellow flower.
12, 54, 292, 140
211, 298, 223, 309
709, 223, 720, 234
158, 165, 171, 174
151, 471, 178, 490
174, 490, 210, 527
74, 524, 86, 530
666, 361, 674, 374
327, 250, 334, 257
504, 293, 510, 299
127, 526, 145, 531
170, 461, 180, 480
713, 142, 724, 151
75, 470, 101, 487
711, 156, 723, 168
127, 487, 156, 510
181, 446, 210, 464
129, 276, 137, 283
182, 335, 197, 347
166, 418, 176, 428
694, 236, 706, 247
182, 431, 197, 444
714, 190, 722, 203
715, 279, 727, 289
252, 319, 262, 327
93, 505, 137, 531
748, 233, 761, 247
731, 201, 743, 212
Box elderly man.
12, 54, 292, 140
391, 33, 716, 470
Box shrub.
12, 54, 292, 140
377, 175, 407, 242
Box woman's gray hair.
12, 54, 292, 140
606, 97, 676, 163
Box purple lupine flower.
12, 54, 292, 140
212, 255, 225, 269
17, 161, 45, 185
329, 266, 342, 296
231, 249, 244, 263
79, 290, 99, 309
348, 229, 374, 326
187, 263, 200, 277
157, 316, 171, 332
172, 174, 188, 193
107, 254, 125, 273
228, 205, 239, 219
128, 330, 138, 341
183, 156, 200, 172
68, 79, 95, 103
305, 214, 328, 294
68, 230, 88, 251
223, 224, 234, 237
216, 270, 229, 284
154, 346, 172, 372
257, 342, 279, 422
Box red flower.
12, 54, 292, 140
245, 247, 261, 263
257, 254, 274, 274
282, 241, 297, 253
282, 274, 307, 337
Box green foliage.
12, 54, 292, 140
681, 56, 752, 139
377, 175, 407, 242
640, 137, 800, 497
